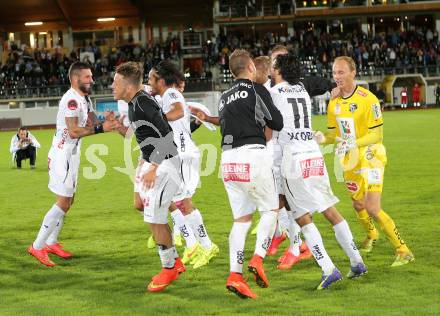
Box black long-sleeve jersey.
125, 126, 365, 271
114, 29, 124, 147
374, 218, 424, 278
128, 90, 178, 164
219, 78, 283, 150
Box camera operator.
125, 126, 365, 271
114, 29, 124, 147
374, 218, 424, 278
10, 127, 41, 169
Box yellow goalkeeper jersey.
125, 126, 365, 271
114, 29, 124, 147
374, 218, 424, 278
327, 85, 383, 144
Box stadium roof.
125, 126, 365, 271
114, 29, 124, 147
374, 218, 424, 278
0, 0, 213, 32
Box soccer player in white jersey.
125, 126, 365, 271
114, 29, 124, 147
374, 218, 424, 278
28, 62, 119, 267
271, 53, 367, 289
269, 45, 338, 266
148, 61, 218, 269
254, 55, 310, 267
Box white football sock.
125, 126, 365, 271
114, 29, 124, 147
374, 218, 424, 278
158, 246, 176, 268
170, 209, 197, 248
287, 213, 301, 256
301, 222, 335, 275
185, 209, 213, 249
255, 211, 278, 258
33, 204, 65, 250
229, 221, 252, 273
46, 214, 65, 246
171, 216, 180, 237
172, 246, 179, 259
273, 221, 282, 237
278, 207, 289, 233
333, 220, 363, 266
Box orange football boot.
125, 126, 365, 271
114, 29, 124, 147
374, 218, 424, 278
226, 272, 257, 299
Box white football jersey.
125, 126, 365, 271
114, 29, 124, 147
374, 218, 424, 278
52, 88, 92, 150
263, 79, 271, 91
270, 81, 319, 153
160, 87, 197, 155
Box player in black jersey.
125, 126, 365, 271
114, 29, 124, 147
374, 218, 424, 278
112, 61, 184, 293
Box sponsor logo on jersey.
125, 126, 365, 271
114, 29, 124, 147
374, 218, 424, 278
300, 157, 324, 179
68, 99, 78, 110
179, 132, 185, 152
372, 103, 382, 119
287, 131, 314, 141
349, 103, 358, 113
341, 120, 352, 135
277, 85, 305, 94
222, 163, 250, 182
337, 117, 356, 138
57, 128, 69, 149
225, 90, 249, 105
169, 92, 178, 99
346, 181, 359, 192
357, 90, 368, 97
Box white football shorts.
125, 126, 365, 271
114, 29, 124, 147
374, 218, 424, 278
48, 145, 81, 198
221, 144, 278, 220
135, 156, 182, 224
281, 147, 339, 219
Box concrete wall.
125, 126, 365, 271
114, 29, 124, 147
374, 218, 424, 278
0, 107, 59, 127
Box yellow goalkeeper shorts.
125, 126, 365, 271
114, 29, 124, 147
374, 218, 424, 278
341, 144, 387, 201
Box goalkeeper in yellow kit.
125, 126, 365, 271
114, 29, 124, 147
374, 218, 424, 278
315, 56, 414, 267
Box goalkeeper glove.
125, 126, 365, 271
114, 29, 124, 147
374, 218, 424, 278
314, 131, 326, 144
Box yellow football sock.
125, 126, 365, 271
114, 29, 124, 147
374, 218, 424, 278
356, 209, 378, 240
375, 210, 409, 253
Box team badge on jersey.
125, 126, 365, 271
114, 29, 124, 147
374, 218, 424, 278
349, 103, 358, 113
169, 92, 178, 99
219, 99, 225, 111
68, 99, 78, 110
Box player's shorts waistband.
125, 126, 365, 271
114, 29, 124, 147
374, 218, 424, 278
287, 149, 321, 157
235, 144, 266, 150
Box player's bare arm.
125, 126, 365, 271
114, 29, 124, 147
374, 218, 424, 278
115, 115, 132, 137
65, 116, 117, 138
165, 102, 184, 121
188, 106, 220, 125
264, 127, 273, 142
141, 162, 159, 189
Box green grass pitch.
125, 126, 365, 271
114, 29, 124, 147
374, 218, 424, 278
1, 109, 439, 315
